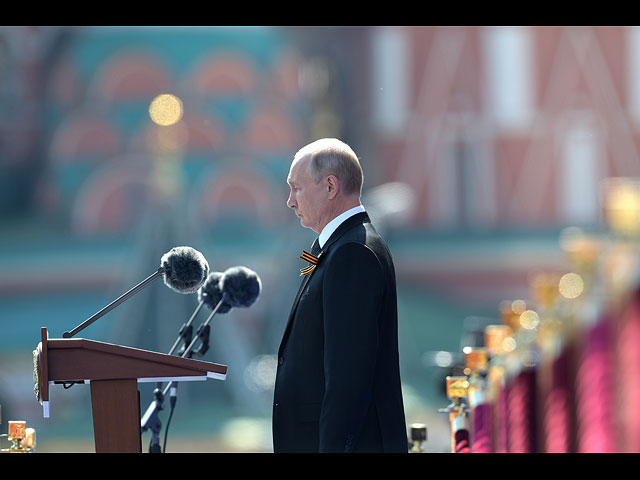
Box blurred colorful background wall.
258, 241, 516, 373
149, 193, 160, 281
2, 26, 640, 452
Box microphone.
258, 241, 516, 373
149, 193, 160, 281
198, 271, 233, 314
167, 271, 230, 358
63, 246, 210, 338
160, 246, 210, 295
180, 266, 262, 358
220, 265, 262, 308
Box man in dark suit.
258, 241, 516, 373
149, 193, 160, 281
272, 138, 407, 453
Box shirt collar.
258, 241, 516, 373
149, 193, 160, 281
318, 205, 366, 249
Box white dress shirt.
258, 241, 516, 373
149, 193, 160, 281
318, 205, 366, 249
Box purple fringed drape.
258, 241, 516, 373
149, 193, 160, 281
471, 403, 492, 453
616, 291, 640, 452
454, 427, 471, 453
543, 346, 573, 452
493, 383, 509, 453
507, 369, 537, 453
575, 316, 616, 453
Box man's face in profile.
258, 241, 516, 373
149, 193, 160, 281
286, 155, 330, 234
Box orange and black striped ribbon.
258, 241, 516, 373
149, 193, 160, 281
300, 250, 322, 276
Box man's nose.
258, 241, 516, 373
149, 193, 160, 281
287, 192, 296, 209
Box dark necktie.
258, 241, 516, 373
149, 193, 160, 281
311, 237, 321, 256
300, 238, 322, 276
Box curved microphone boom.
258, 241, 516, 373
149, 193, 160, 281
187, 272, 230, 358
180, 266, 262, 359
166, 271, 230, 358
63, 246, 209, 338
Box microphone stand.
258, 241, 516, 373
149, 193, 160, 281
63, 268, 165, 338
439, 376, 470, 453
140, 294, 227, 453
141, 386, 165, 453
141, 298, 202, 453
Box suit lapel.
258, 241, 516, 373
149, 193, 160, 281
289, 266, 315, 317
289, 212, 369, 319
279, 212, 371, 354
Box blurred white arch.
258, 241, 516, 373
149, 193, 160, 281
184, 50, 258, 97
48, 107, 122, 162
69, 154, 153, 234
87, 49, 173, 103
188, 164, 287, 230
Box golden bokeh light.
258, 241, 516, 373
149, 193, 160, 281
558, 272, 584, 299
602, 177, 640, 235
502, 336, 517, 352
149, 93, 183, 126
511, 299, 527, 314
519, 309, 540, 330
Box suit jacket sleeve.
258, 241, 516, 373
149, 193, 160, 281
319, 241, 385, 452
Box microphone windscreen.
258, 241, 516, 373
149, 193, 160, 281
221, 266, 262, 308
197, 271, 232, 314
160, 246, 209, 294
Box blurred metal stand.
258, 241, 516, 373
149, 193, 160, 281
501, 298, 540, 453
141, 295, 226, 453
464, 347, 492, 452
439, 376, 470, 453
484, 324, 512, 453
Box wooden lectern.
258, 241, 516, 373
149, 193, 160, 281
33, 327, 227, 453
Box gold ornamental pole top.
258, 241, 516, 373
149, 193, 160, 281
445, 376, 469, 401
463, 346, 488, 376
530, 272, 561, 309
499, 301, 523, 333
438, 375, 470, 415
409, 423, 428, 453
484, 324, 515, 356
8, 421, 26, 440
601, 177, 640, 238
3, 421, 35, 453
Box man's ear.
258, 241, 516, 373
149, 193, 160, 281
326, 175, 339, 199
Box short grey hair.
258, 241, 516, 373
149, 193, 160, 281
296, 138, 363, 196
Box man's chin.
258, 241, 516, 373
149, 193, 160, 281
298, 217, 319, 233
